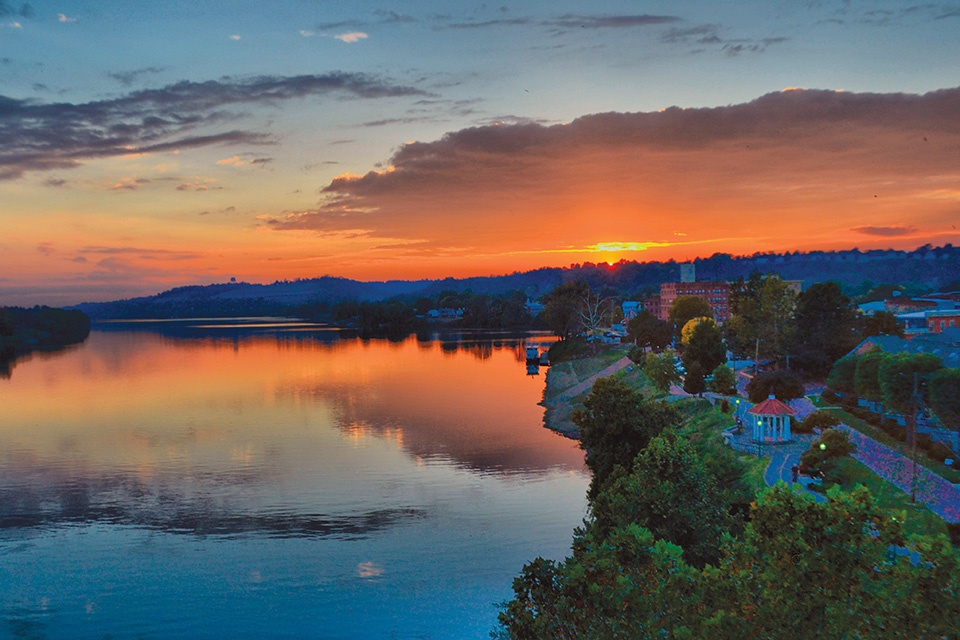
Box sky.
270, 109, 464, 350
2, 0, 959, 306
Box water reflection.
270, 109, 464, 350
0, 323, 580, 537
0, 321, 586, 639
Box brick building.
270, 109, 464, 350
658, 281, 731, 324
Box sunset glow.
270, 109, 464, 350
2, 1, 960, 305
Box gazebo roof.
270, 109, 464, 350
747, 397, 797, 416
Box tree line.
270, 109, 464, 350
496, 378, 959, 638
0, 306, 91, 360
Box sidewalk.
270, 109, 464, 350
552, 356, 633, 402
836, 424, 960, 523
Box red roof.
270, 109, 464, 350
747, 397, 797, 416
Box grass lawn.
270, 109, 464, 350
672, 398, 769, 494
543, 344, 630, 400
822, 457, 950, 539
813, 398, 960, 484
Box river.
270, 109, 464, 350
0, 319, 588, 639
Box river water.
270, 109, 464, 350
0, 320, 588, 639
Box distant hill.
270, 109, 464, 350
71, 244, 960, 319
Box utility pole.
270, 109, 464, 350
909, 372, 919, 503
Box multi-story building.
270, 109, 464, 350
658, 281, 731, 324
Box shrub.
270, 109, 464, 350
720, 398, 730, 414
628, 345, 646, 366
797, 410, 841, 434
800, 428, 857, 469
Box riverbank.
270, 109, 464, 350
541, 344, 640, 438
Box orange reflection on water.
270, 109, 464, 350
0, 329, 584, 481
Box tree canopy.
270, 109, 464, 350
746, 369, 805, 403
726, 274, 797, 364
792, 281, 858, 377
573, 377, 677, 499
540, 281, 591, 339
627, 310, 672, 352
668, 295, 713, 334
643, 349, 681, 394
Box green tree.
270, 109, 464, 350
707, 364, 736, 395
668, 295, 713, 336
853, 349, 885, 407
796, 410, 841, 434
682, 318, 725, 375
726, 275, 797, 364
627, 310, 672, 351
540, 281, 590, 339
683, 360, 706, 396
826, 354, 858, 395
929, 368, 960, 445
680, 316, 711, 345
746, 369, 804, 403
792, 281, 858, 377
590, 432, 729, 567
643, 349, 681, 394
799, 428, 857, 469
573, 377, 677, 499
858, 310, 905, 338
878, 352, 943, 415
498, 485, 960, 639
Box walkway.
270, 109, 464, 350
552, 356, 633, 402
836, 424, 960, 523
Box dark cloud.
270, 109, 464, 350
42, 177, 67, 187
660, 23, 786, 54
374, 10, 416, 23
548, 13, 682, 29
78, 246, 203, 257
108, 66, 165, 87
659, 24, 722, 43
444, 17, 531, 28
851, 225, 920, 236
250, 157, 273, 164
316, 20, 362, 30
261, 86, 960, 255
1, 73, 426, 180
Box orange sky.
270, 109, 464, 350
4, 4, 960, 305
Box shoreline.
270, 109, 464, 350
540, 345, 634, 440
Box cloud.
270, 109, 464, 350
57, 13, 75, 22
217, 155, 246, 166
36, 242, 54, 256
262, 86, 960, 264
0, 73, 427, 180
334, 32, 368, 43
229, 34, 241, 40
548, 13, 682, 29
374, 10, 416, 24
108, 66, 164, 87
851, 225, 919, 236
110, 177, 150, 191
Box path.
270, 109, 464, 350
552, 356, 633, 402
836, 424, 960, 523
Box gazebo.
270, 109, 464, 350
746, 395, 797, 443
